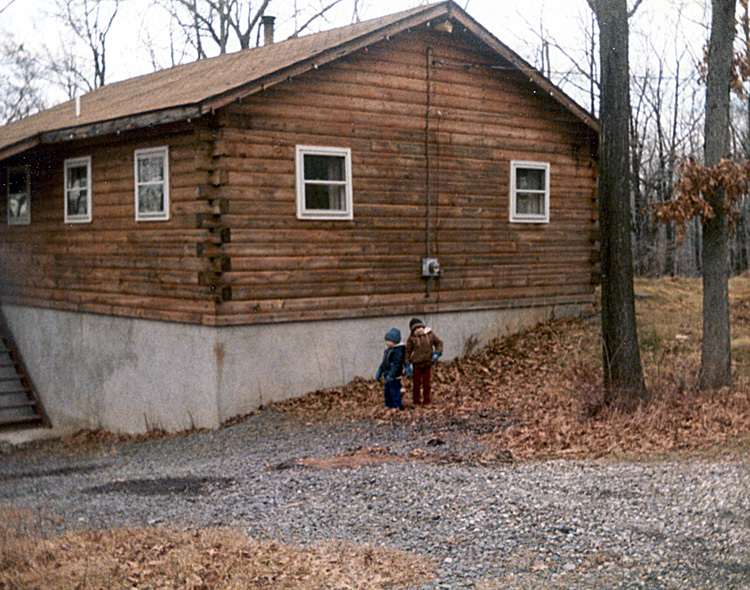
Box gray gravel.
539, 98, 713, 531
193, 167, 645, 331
1, 408, 749, 589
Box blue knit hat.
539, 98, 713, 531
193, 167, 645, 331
385, 328, 401, 343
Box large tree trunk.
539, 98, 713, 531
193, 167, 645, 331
700, 0, 736, 390
592, 0, 646, 402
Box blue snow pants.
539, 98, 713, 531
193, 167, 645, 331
384, 378, 403, 409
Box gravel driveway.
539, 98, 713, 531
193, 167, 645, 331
1, 408, 749, 589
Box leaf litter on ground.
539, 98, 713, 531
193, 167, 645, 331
277, 276, 750, 463
0, 506, 434, 590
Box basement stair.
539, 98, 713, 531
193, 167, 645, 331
0, 313, 49, 430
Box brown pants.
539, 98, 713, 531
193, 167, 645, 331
412, 362, 431, 405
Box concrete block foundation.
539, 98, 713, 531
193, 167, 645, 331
1, 300, 593, 434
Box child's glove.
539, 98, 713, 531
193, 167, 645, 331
431, 351, 441, 363
404, 364, 413, 377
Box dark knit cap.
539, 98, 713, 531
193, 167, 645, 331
409, 317, 425, 332
385, 328, 401, 343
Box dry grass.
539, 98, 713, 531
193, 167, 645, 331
278, 275, 750, 462
0, 506, 433, 590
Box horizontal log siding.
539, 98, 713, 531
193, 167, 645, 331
0, 26, 597, 327
0, 125, 222, 323
213, 29, 598, 325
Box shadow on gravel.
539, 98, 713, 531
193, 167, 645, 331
0, 464, 105, 481
409, 411, 515, 437
83, 476, 234, 497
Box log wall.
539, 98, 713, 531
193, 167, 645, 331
0, 124, 222, 324
0, 26, 597, 327
208, 28, 598, 325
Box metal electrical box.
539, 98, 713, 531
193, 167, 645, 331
422, 257, 441, 277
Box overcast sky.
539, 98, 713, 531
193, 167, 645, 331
0, 0, 710, 111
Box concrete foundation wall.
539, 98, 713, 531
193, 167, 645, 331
1, 300, 592, 434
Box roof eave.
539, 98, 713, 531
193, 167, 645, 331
0, 105, 203, 162
0, 137, 42, 162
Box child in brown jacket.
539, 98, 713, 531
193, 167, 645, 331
404, 317, 443, 406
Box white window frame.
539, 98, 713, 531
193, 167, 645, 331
64, 156, 93, 224
295, 145, 353, 220
7, 166, 30, 226
509, 160, 550, 224
134, 146, 170, 222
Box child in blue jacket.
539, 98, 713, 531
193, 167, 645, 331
375, 328, 405, 409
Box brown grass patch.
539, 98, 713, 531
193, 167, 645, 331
284, 444, 513, 470
297, 445, 406, 469
0, 506, 432, 590
277, 276, 750, 462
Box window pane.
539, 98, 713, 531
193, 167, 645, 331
516, 168, 545, 191
67, 188, 88, 215
66, 165, 88, 216
304, 154, 344, 181
8, 194, 28, 218
138, 155, 165, 183
67, 165, 88, 190
329, 184, 345, 210
516, 192, 544, 215
305, 184, 346, 211
138, 184, 164, 213
8, 171, 27, 195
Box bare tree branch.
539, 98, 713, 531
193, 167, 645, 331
54, 0, 120, 88
151, 0, 361, 57
628, 0, 645, 19
288, 0, 345, 39
237, 0, 272, 49
0, 0, 18, 14
0, 38, 46, 123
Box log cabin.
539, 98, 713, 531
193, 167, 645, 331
0, 1, 598, 434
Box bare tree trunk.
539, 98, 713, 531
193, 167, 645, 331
700, 0, 735, 390
590, 0, 646, 403
630, 74, 649, 276
589, 10, 597, 116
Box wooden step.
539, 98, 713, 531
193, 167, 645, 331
0, 400, 37, 411
0, 312, 49, 430
0, 414, 44, 429
0, 389, 27, 397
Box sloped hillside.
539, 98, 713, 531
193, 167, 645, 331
277, 276, 750, 461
